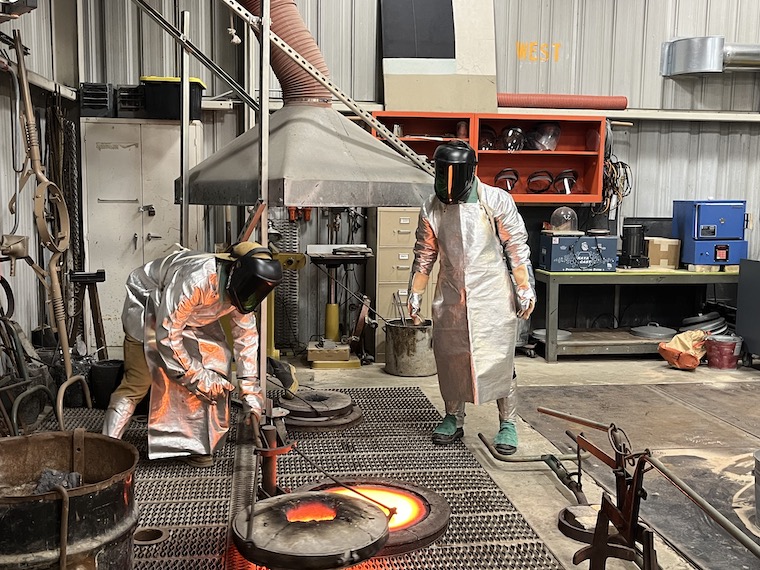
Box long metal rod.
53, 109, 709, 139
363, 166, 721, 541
537, 407, 611, 432
130, 0, 259, 112
180, 11, 191, 247
645, 455, 760, 560
257, 0, 271, 410
219, 0, 435, 177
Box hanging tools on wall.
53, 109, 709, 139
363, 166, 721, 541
0, 30, 91, 427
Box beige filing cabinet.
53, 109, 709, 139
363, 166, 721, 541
367, 207, 438, 362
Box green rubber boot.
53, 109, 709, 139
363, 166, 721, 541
432, 414, 464, 446
494, 421, 518, 455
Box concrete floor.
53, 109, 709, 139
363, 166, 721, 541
291, 353, 760, 570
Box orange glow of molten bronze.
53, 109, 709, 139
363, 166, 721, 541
328, 485, 427, 531
285, 501, 337, 523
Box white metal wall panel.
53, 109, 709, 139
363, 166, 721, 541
0, 0, 54, 79
139, 0, 176, 80
102, 0, 141, 85
494, 0, 760, 111
79, 0, 105, 82
351, 0, 378, 100
615, 121, 760, 260
82, 0, 233, 96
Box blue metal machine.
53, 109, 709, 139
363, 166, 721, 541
672, 200, 748, 266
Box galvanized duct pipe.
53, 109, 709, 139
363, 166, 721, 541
242, 0, 332, 105
497, 93, 628, 110
722, 44, 760, 70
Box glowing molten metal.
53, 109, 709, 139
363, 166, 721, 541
285, 501, 337, 523
329, 485, 428, 531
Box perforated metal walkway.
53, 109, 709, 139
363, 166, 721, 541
52, 387, 563, 570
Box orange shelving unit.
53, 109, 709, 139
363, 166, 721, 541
372, 110, 606, 205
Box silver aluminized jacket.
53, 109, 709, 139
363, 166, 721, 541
411, 179, 531, 405
123, 250, 259, 459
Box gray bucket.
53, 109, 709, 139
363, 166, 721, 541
384, 319, 436, 377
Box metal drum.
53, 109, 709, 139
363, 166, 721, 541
384, 319, 436, 377
0, 429, 139, 569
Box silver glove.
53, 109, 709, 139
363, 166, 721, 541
192, 369, 234, 401
408, 291, 423, 318
516, 286, 536, 313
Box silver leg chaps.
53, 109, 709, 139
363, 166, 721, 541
444, 401, 466, 427
102, 398, 137, 439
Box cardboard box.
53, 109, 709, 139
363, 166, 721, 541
645, 237, 681, 269
307, 341, 350, 362
539, 235, 617, 272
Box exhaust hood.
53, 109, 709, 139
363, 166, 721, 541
179, 103, 433, 208
178, 0, 433, 209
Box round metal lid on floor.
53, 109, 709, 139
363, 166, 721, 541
531, 329, 572, 341
631, 323, 677, 339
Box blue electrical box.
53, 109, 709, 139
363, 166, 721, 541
672, 200, 748, 265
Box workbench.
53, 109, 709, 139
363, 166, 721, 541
535, 268, 740, 362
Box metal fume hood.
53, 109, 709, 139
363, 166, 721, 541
176, 0, 433, 209
179, 104, 433, 208
661, 36, 760, 76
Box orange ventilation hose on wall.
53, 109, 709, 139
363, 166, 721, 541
242, 0, 332, 105
497, 93, 628, 110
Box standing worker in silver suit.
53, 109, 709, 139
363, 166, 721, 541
408, 140, 535, 455
102, 242, 283, 467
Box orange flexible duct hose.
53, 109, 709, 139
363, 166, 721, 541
497, 93, 628, 110
242, 0, 332, 105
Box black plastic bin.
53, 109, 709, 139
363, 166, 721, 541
90, 359, 124, 409
116, 84, 147, 118
80, 82, 115, 117
140, 75, 206, 120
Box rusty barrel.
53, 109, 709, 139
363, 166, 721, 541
0, 429, 139, 569
384, 318, 437, 377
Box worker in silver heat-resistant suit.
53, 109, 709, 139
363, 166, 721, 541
102, 242, 282, 467
408, 140, 535, 455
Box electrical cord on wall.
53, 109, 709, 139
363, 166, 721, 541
593, 155, 632, 217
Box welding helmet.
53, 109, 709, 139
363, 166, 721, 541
525, 122, 561, 151
433, 140, 477, 204
219, 242, 282, 313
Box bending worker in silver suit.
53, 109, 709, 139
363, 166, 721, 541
408, 140, 535, 455
102, 242, 283, 467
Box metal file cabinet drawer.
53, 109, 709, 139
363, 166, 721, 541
377, 209, 419, 246
376, 247, 415, 282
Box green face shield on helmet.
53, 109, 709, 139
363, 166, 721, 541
223, 243, 283, 313
433, 140, 477, 204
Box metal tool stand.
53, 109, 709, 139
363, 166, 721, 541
68, 270, 108, 361
539, 407, 760, 569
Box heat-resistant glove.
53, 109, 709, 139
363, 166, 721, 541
512, 263, 536, 319
407, 272, 429, 324
192, 369, 235, 401
238, 376, 264, 421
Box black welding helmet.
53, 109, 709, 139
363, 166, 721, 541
221, 242, 283, 313
433, 140, 477, 204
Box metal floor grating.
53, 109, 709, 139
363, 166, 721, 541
43, 387, 562, 569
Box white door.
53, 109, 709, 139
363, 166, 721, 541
82, 119, 204, 354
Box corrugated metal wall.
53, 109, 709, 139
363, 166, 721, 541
0, 0, 54, 79
613, 121, 760, 260
494, 0, 760, 111
493, 0, 760, 259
